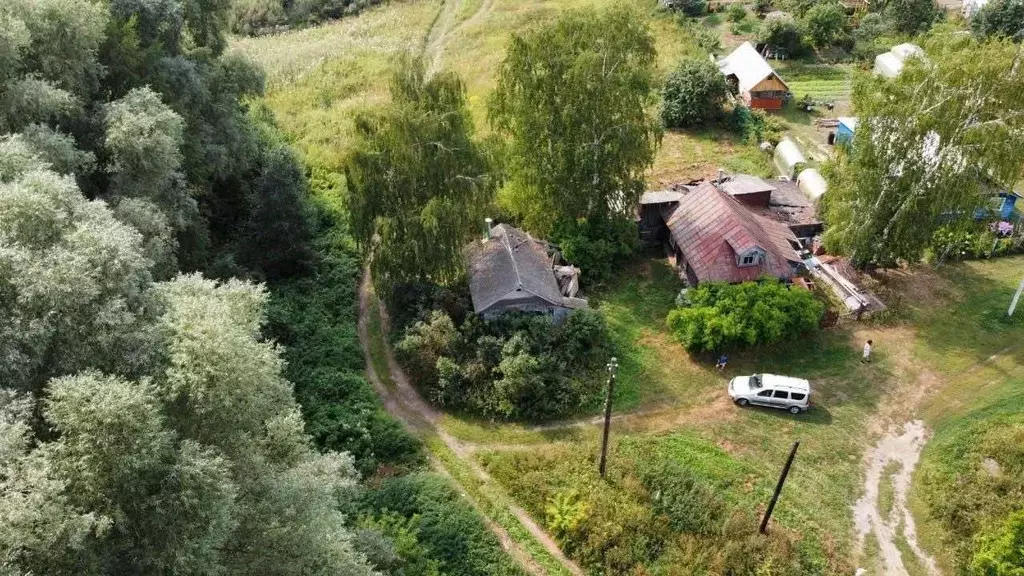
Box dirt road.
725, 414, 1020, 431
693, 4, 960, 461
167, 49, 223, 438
853, 420, 940, 576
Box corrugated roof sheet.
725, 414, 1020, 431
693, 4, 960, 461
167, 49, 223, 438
640, 190, 685, 204
717, 41, 787, 94
665, 183, 800, 284
465, 224, 564, 314
721, 174, 776, 196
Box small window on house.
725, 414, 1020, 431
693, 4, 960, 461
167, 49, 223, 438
791, 393, 806, 401
741, 254, 756, 265
772, 390, 789, 399
757, 390, 773, 398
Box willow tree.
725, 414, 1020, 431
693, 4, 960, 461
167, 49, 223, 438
822, 35, 1024, 267
488, 6, 661, 235
346, 56, 493, 296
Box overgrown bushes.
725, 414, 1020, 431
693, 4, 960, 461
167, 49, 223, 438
392, 288, 612, 421
230, 0, 383, 35
554, 216, 639, 285
480, 439, 825, 575
917, 408, 1024, 573
661, 58, 729, 129
666, 279, 825, 352
358, 473, 525, 576
729, 105, 787, 144
928, 221, 1024, 264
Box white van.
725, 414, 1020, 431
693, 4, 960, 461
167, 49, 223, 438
728, 374, 811, 414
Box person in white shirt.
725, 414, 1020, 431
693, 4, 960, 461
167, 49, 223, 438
862, 339, 873, 363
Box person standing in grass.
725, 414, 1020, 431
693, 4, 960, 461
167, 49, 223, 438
862, 339, 873, 363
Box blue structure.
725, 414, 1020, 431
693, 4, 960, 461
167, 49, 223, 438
999, 191, 1020, 220
835, 117, 857, 145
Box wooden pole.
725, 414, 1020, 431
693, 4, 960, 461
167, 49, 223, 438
760, 441, 800, 534
598, 357, 618, 478
1009, 277, 1024, 317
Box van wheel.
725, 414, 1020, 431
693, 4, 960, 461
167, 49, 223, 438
788, 406, 801, 414
737, 398, 749, 407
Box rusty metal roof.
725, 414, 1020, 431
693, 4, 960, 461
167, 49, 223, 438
665, 183, 801, 284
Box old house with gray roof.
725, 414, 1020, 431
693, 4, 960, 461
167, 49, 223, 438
465, 223, 587, 320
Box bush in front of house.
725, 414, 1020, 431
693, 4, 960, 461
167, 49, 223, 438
758, 12, 807, 57
666, 279, 825, 352
729, 105, 786, 145
394, 307, 613, 421
662, 58, 730, 129
554, 216, 638, 286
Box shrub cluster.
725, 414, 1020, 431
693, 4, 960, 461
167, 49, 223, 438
729, 105, 786, 144
928, 221, 1024, 264
357, 473, 524, 576
554, 216, 639, 286
231, 0, 383, 35
666, 279, 825, 352
661, 58, 729, 129
392, 287, 612, 421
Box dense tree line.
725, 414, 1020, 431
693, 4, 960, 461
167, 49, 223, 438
0, 0, 312, 285
0, 144, 372, 573
231, 0, 382, 35
0, 0, 524, 572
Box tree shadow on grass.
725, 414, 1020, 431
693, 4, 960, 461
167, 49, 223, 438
867, 258, 1024, 372
737, 402, 834, 425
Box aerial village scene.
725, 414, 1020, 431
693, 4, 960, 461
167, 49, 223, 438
1, 0, 1023, 574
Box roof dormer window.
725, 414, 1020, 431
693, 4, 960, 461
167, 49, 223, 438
737, 248, 763, 267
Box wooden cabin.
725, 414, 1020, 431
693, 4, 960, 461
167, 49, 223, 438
717, 42, 790, 111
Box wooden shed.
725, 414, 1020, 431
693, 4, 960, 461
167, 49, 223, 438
717, 42, 790, 111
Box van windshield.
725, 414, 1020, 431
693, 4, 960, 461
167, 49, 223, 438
751, 374, 763, 388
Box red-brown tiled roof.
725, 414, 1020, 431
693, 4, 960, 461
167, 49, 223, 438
665, 183, 801, 284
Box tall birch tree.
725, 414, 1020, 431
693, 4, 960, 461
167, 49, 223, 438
488, 6, 661, 235
822, 35, 1024, 266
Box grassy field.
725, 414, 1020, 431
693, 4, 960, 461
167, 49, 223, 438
460, 256, 1024, 574
230, 0, 442, 170
233, 0, 771, 183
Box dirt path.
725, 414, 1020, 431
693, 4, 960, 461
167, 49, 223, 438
424, 0, 494, 76
853, 420, 940, 576
357, 270, 584, 576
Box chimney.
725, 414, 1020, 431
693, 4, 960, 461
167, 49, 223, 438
717, 169, 725, 185
484, 217, 493, 240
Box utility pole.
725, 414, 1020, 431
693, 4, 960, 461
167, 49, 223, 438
598, 357, 619, 478
760, 441, 800, 534
1009, 277, 1024, 317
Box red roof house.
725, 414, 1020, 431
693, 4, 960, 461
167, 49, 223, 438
664, 182, 803, 285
